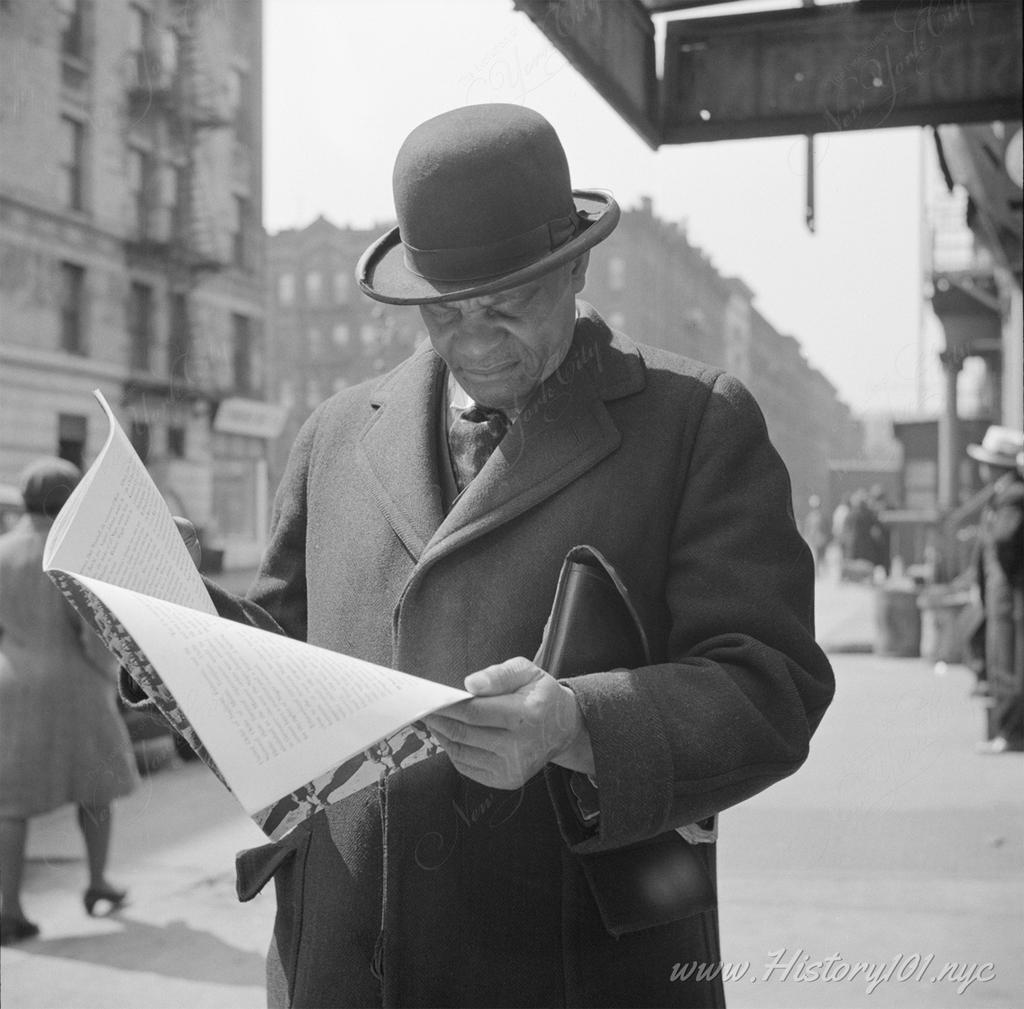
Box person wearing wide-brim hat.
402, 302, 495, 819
212, 103, 832, 1007
1, 458, 136, 945
967, 425, 1024, 755
967, 424, 1024, 471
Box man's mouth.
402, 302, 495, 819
461, 361, 518, 377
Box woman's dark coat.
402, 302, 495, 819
213, 304, 835, 1007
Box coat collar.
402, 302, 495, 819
357, 302, 645, 563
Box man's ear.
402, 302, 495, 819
570, 251, 590, 294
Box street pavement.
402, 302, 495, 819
2, 577, 1021, 1008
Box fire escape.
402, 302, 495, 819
122, 0, 232, 409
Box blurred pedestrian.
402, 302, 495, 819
801, 494, 828, 576
868, 484, 891, 575
0, 458, 137, 945
967, 427, 1024, 754
843, 489, 878, 569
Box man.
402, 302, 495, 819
968, 426, 1024, 755
206, 105, 834, 1007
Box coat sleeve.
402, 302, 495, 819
209, 404, 329, 637
552, 371, 835, 853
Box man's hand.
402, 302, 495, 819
173, 516, 202, 570
425, 657, 595, 790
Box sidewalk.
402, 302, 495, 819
0, 764, 272, 1008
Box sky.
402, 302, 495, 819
263, 0, 949, 417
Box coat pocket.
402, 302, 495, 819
235, 818, 314, 1005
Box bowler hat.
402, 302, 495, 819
20, 457, 82, 518
357, 104, 619, 305
966, 425, 1024, 468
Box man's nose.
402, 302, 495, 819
454, 314, 507, 358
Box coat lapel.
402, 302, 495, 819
420, 304, 646, 567
356, 342, 446, 560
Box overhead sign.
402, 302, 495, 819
213, 398, 288, 439
662, 1, 1022, 143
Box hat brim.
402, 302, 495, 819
966, 444, 1018, 468
357, 190, 619, 305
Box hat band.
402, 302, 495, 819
402, 212, 579, 284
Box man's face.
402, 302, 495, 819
418, 256, 587, 413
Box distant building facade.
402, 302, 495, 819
0, 0, 270, 567
585, 197, 863, 519
264, 216, 424, 492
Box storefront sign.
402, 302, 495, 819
213, 398, 287, 439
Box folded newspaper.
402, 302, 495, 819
43, 391, 468, 841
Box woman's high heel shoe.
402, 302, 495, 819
83, 885, 127, 917
0, 915, 40, 945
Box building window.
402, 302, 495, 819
608, 256, 626, 292
359, 323, 375, 346
59, 262, 86, 354
129, 420, 150, 464
226, 66, 253, 144
277, 272, 295, 304
333, 270, 350, 304
128, 3, 150, 85
232, 313, 262, 394
168, 291, 189, 379
331, 323, 349, 346
169, 163, 187, 239
128, 147, 152, 237
58, 0, 85, 59
58, 413, 87, 470
232, 194, 250, 267
305, 271, 321, 303
128, 281, 153, 371
160, 162, 185, 240
159, 26, 178, 86
60, 115, 85, 210
167, 424, 186, 459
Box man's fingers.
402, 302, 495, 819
173, 516, 202, 569
464, 657, 540, 696
430, 695, 524, 728
427, 713, 506, 748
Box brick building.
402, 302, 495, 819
265, 216, 425, 492
584, 197, 863, 518
0, 0, 271, 567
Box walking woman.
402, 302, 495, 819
0, 458, 137, 944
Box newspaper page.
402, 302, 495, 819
44, 391, 465, 839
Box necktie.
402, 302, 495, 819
448, 405, 510, 493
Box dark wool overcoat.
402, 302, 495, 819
211, 303, 835, 1008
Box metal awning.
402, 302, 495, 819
514, 0, 1022, 149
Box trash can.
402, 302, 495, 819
917, 586, 972, 663
874, 583, 922, 657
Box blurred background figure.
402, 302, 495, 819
830, 495, 851, 579
0, 458, 138, 945
801, 494, 829, 578
868, 484, 892, 577
841, 489, 878, 581
968, 428, 1024, 755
